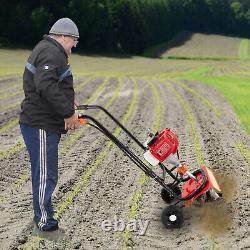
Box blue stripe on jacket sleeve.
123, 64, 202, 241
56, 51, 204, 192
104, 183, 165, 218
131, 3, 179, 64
59, 68, 72, 82
25, 62, 37, 74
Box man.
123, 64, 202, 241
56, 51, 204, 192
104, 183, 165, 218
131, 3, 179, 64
20, 17, 79, 232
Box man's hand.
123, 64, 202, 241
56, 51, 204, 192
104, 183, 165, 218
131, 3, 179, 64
64, 112, 79, 131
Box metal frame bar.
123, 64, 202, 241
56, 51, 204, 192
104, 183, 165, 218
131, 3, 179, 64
77, 105, 208, 202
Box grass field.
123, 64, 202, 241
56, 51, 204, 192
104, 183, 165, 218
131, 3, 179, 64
160, 32, 244, 59
143, 32, 250, 135
144, 32, 247, 60
175, 67, 250, 134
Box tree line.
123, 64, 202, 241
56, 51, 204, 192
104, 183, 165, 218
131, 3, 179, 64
0, 0, 250, 54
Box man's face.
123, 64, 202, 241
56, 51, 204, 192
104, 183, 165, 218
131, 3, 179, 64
62, 36, 78, 55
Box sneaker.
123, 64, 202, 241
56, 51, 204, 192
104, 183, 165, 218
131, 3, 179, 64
33, 216, 58, 231
33, 226, 66, 241
32, 217, 65, 241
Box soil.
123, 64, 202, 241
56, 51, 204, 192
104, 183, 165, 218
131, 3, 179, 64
0, 76, 249, 249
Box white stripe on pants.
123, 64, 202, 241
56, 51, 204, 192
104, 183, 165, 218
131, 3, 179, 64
39, 129, 47, 229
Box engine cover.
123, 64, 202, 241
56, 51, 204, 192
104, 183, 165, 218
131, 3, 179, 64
144, 128, 179, 166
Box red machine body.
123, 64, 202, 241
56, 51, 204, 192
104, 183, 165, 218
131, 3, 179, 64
182, 165, 222, 207
147, 128, 179, 164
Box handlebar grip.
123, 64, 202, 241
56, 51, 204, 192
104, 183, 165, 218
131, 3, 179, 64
79, 117, 88, 125
77, 105, 89, 110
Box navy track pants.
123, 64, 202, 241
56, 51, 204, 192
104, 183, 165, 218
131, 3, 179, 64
20, 123, 61, 230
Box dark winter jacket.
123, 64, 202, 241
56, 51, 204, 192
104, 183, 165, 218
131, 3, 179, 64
20, 35, 75, 133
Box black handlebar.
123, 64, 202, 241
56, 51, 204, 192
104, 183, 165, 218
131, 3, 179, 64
77, 105, 208, 203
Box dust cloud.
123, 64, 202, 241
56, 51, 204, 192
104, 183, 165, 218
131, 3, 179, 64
188, 175, 237, 235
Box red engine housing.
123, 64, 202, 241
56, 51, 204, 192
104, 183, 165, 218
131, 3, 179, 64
149, 128, 178, 163
182, 165, 222, 207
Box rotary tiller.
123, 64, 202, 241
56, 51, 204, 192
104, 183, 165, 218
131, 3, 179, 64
77, 105, 222, 229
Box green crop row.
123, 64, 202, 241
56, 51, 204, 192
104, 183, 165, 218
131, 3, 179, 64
172, 76, 250, 169
0, 141, 25, 160
163, 81, 204, 164
172, 80, 221, 118
0, 118, 19, 134
0, 73, 21, 79
0, 90, 22, 101
175, 68, 250, 168
0, 100, 21, 112
161, 80, 221, 250
73, 76, 93, 93
236, 142, 250, 167
177, 67, 250, 135
10, 174, 30, 194
121, 79, 161, 249
59, 76, 109, 155
0, 82, 21, 94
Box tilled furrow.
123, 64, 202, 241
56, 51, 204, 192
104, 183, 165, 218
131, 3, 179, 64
175, 80, 250, 249
0, 194, 32, 240
0, 153, 29, 194
0, 77, 21, 87
0, 113, 19, 128
127, 80, 209, 250
181, 79, 250, 146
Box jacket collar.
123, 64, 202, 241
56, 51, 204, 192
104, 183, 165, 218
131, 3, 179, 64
43, 35, 68, 58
